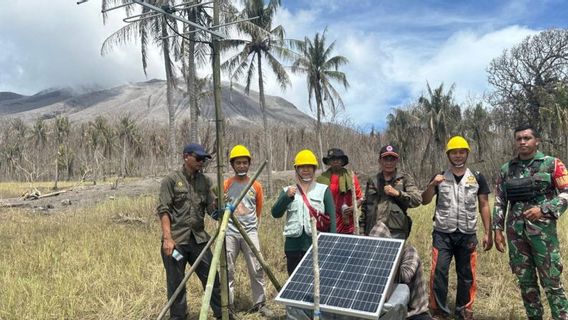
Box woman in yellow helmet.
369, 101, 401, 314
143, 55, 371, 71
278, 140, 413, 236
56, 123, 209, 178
271, 149, 336, 275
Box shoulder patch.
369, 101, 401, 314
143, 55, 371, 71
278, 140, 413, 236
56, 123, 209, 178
553, 158, 568, 189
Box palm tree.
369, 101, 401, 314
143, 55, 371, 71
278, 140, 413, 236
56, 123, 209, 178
88, 116, 115, 181
386, 107, 422, 174
31, 118, 48, 148
222, 0, 291, 195
418, 83, 462, 174
463, 103, 492, 162
101, 0, 180, 167
291, 28, 349, 160
53, 116, 70, 189
117, 115, 140, 177
179, 3, 216, 143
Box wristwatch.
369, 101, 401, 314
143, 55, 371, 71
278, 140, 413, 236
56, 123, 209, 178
541, 206, 550, 215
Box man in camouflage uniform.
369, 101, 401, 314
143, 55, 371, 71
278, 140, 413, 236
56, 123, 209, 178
493, 125, 568, 320
157, 143, 224, 320
361, 144, 422, 239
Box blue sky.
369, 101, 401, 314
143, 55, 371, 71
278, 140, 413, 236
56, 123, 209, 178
1, 0, 567, 130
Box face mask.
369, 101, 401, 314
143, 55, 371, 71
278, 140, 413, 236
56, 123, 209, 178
448, 153, 468, 168
296, 169, 313, 182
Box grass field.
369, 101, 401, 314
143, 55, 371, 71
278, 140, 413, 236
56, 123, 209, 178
2, 183, 568, 319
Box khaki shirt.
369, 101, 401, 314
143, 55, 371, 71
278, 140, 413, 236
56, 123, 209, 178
361, 170, 422, 236
156, 168, 216, 245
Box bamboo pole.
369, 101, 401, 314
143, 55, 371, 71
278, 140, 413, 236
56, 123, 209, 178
199, 161, 267, 320
311, 217, 321, 320
351, 170, 360, 235
229, 213, 282, 291
156, 229, 219, 320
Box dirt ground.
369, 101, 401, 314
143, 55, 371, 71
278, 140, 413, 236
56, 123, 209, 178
0, 176, 162, 212
0, 170, 339, 213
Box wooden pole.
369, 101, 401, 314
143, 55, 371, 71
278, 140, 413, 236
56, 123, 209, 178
210, 0, 230, 318
199, 161, 267, 320
311, 217, 321, 320
229, 213, 282, 291
351, 170, 360, 235
156, 230, 219, 320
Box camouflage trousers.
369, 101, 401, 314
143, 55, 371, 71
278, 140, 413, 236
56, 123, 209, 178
507, 218, 568, 320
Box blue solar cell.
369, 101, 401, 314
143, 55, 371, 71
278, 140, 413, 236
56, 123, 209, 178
276, 233, 404, 319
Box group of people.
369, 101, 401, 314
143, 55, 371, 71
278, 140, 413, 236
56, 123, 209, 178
156, 124, 568, 320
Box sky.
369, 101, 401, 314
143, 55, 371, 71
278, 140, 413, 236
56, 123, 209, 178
1, 0, 568, 130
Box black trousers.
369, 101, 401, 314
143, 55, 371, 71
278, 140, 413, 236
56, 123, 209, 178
430, 230, 477, 317
161, 235, 222, 320
285, 250, 307, 276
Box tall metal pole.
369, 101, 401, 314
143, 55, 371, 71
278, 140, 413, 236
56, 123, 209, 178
211, 1, 230, 318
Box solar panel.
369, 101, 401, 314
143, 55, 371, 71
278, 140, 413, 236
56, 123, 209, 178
275, 233, 404, 319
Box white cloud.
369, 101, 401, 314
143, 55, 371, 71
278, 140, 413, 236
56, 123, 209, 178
266, 5, 541, 129
0, 0, 164, 94
0, 0, 551, 130
402, 26, 537, 102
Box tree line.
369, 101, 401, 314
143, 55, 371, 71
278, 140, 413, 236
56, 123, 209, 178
384, 29, 568, 186
100, 0, 349, 193
0, 115, 380, 190
96, 1, 568, 190
2, 3, 568, 193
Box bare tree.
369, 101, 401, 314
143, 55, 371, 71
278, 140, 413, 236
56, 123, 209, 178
488, 29, 568, 132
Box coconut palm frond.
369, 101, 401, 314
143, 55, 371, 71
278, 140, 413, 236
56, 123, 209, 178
101, 21, 141, 56
265, 51, 290, 90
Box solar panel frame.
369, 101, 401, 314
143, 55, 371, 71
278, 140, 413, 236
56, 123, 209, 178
275, 233, 404, 319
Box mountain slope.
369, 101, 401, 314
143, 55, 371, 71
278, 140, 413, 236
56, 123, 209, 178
0, 80, 315, 126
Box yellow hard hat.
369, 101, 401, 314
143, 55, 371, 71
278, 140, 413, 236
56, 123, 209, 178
229, 145, 251, 161
446, 136, 470, 153
294, 149, 318, 167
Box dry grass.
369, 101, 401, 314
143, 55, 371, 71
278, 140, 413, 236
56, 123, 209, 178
2, 183, 568, 319
0, 181, 78, 199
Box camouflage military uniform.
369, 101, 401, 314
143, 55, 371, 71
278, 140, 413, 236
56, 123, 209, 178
493, 151, 568, 320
